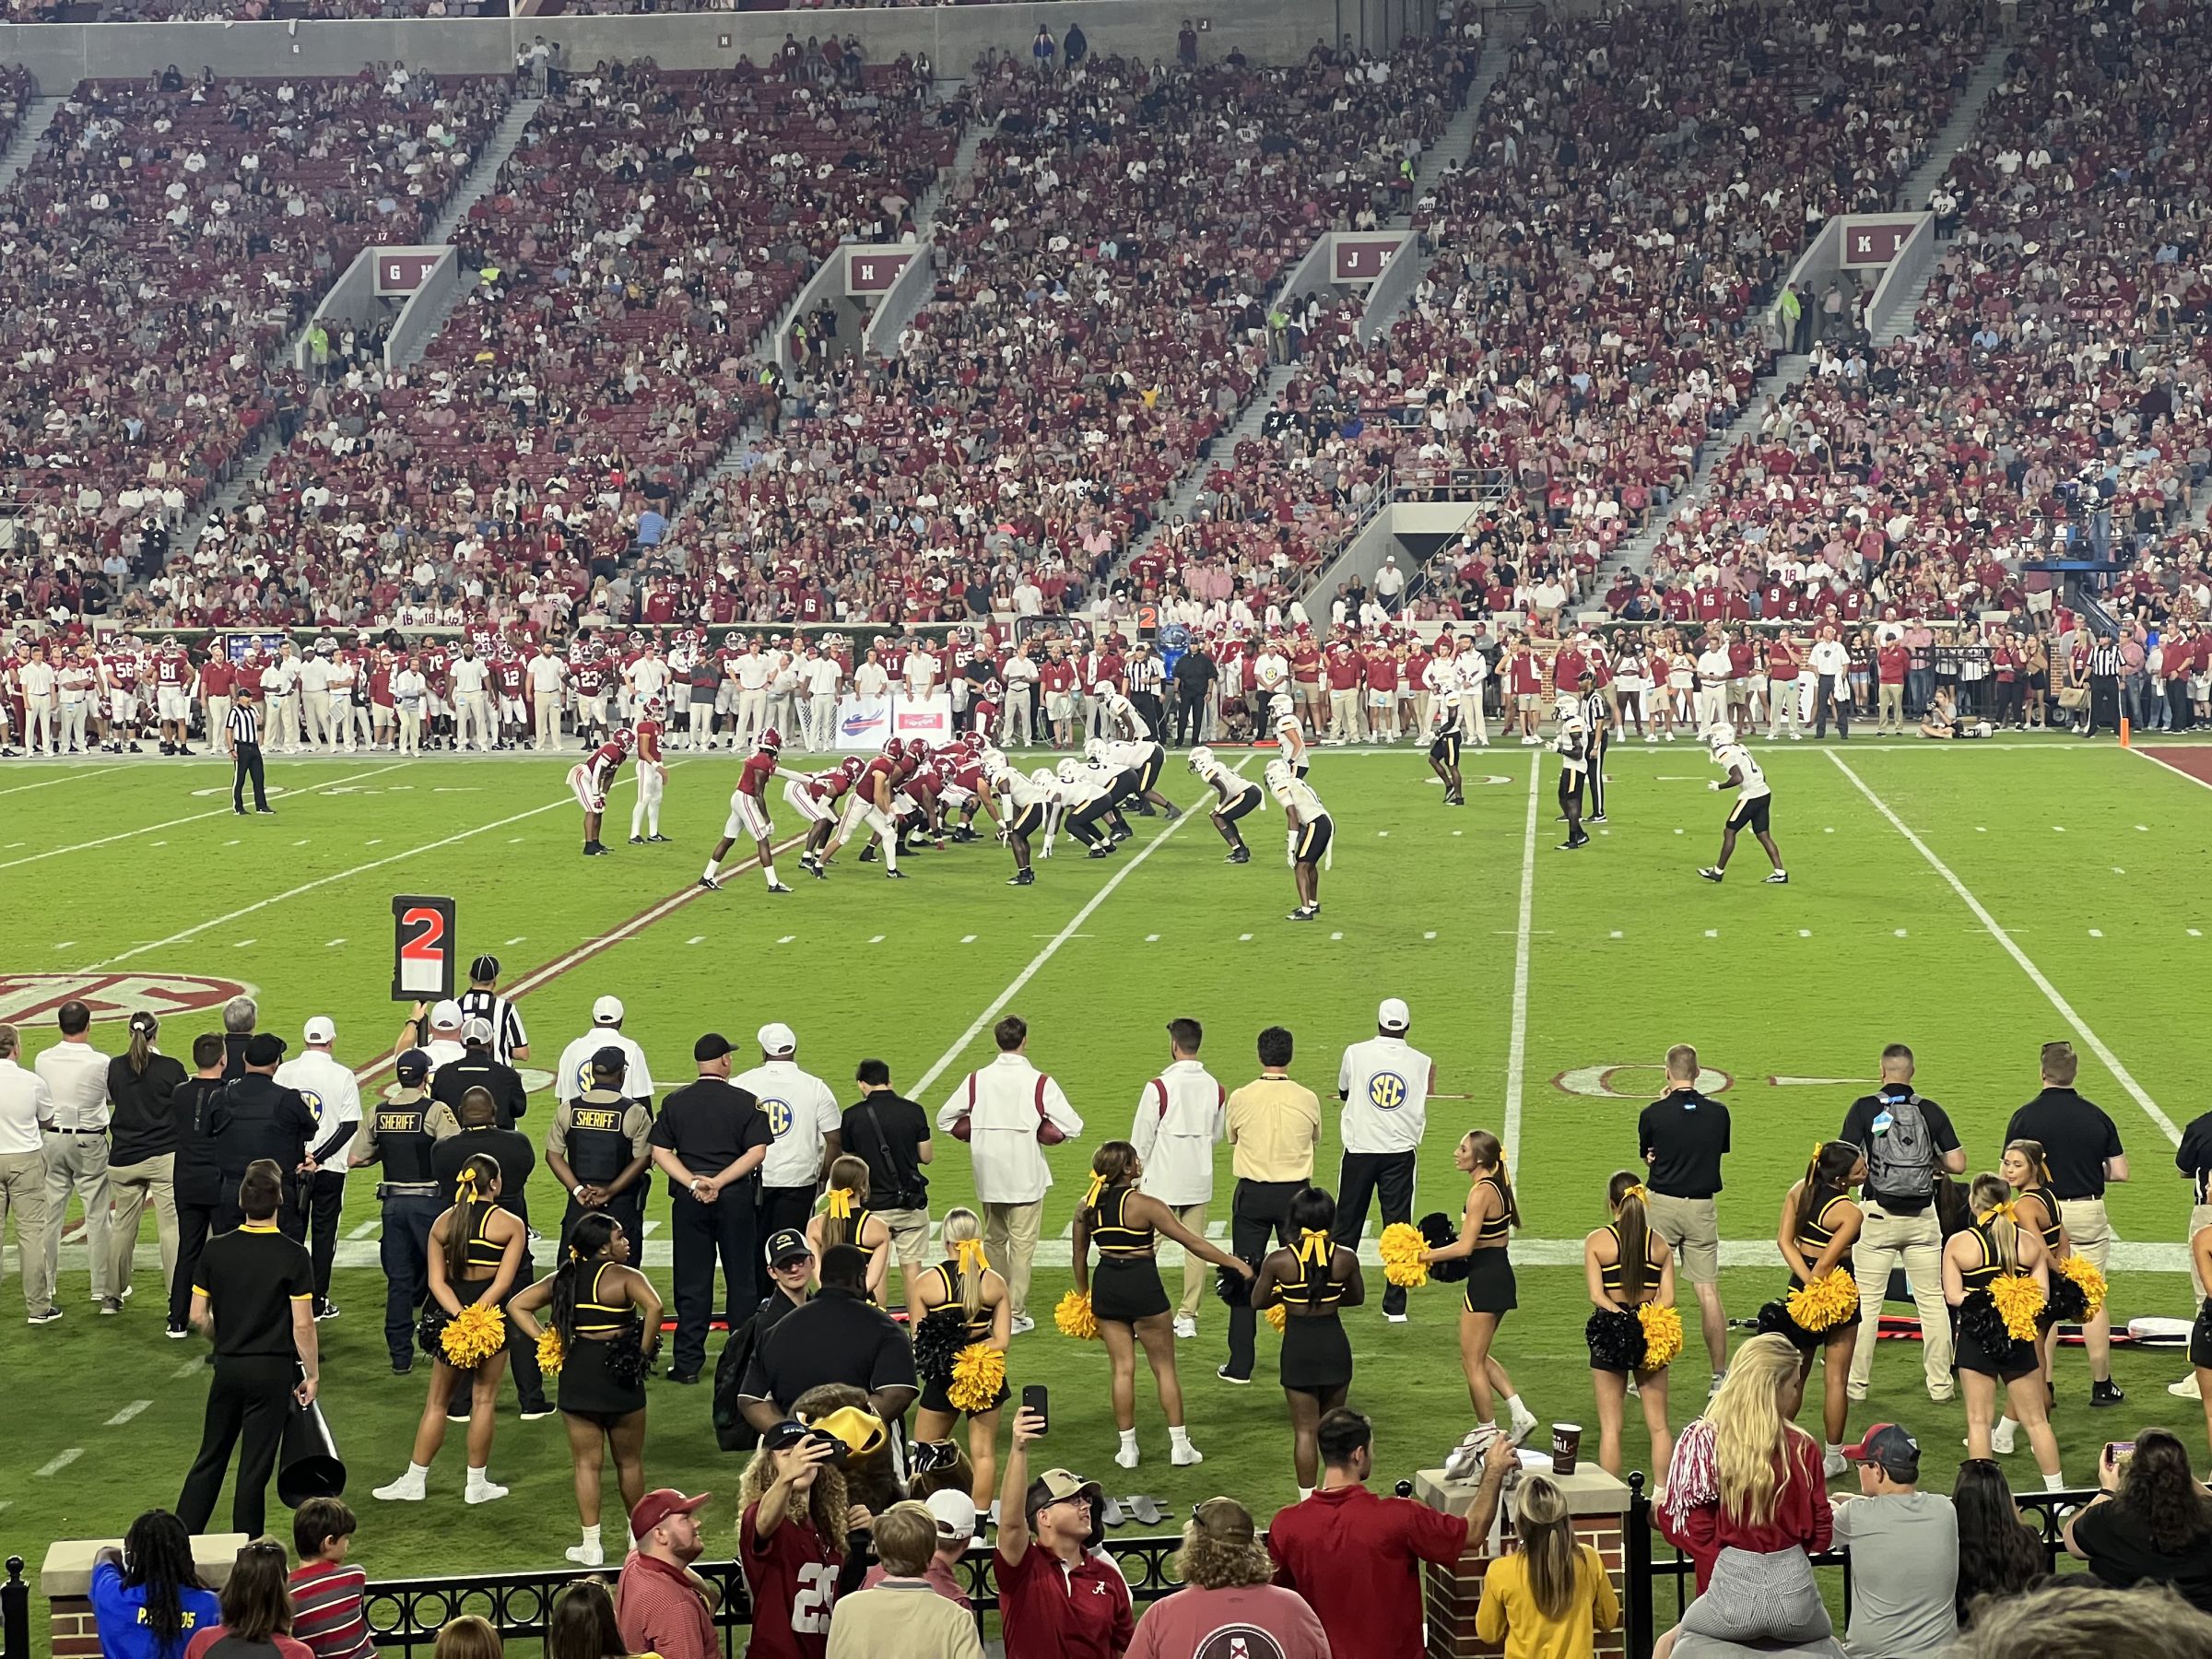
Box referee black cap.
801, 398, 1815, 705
469, 954, 500, 982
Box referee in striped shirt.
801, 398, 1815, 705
457, 955, 529, 1065
227, 689, 273, 816
1579, 670, 1609, 823
2088, 632, 2124, 738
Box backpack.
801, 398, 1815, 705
1865, 1091, 1938, 1207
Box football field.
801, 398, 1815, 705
5, 735, 2211, 1620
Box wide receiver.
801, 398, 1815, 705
628, 698, 671, 845
1266, 759, 1333, 922
1697, 722, 1788, 885
699, 727, 795, 893
570, 727, 635, 856
1188, 747, 1264, 863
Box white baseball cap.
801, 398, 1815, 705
1378, 997, 1410, 1032
924, 1488, 978, 1542
758, 1022, 797, 1056
592, 995, 625, 1026
429, 999, 464, 1030
303, 1017, 335, 1045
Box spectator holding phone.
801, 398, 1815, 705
2063, 1429, 2212, 1614
994, 1405, 1132, 1659
740, 1425, 863, 1659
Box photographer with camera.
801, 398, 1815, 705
841, 1060, 934, 1310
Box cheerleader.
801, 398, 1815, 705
2190, 1222, 2212, 1460
806, 1155, 892, 1302
1942, 1174, 2064, 1488
1071, 1141, 1252, 1469
1665, 635, 1694, 736
508, 1213, 664, 1566
1614, 637, 1649, 740
1420, 1130, 1539, 1441
373, 1155, 526, 1505
908, 1207, 1011, 1508
1583, 1172, 1677, 1480
1250, 1187, 1364, 1499
2001, 1139, 2069, 1420
1770, 1141, 1864, 1474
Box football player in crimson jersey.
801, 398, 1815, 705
629, 700, 672, 845
822, 741, 905, 878
932, 735, 1000, 841
570, 728, 635, 856
784, 755, 862, 877
700, 728, 796, 894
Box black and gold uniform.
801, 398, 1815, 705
1088, 1182, 1171, 1324
1463, 1173, 1518, 1315
1771, 1189, 1860, 1351
1952, 1224, 2038, 1381
1277, 1230, 1353, 1395
1586, 1225, 1665, 1374
917, 1258, 1009, 1417
559, 1261, 648, 1424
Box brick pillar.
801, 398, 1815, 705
42, 1533, 250, 1656
1413, 1465, 1632, 1659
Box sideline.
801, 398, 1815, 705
1500, 754, 1543, 1166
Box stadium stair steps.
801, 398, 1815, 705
0, 96, 63, 193
426, 95, 545, 248
1895, 40, 2011, 214
1109, 362, 1285, 587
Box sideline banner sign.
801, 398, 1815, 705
833, 692, 951, 748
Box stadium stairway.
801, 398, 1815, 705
0, 96, 62, 193
426, 95, 545, 248
1895, 39, 2010, 214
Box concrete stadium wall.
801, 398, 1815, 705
0, 0, 1451, 87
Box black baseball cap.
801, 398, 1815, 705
394, 1047, 431, 1080
1841, 1423, 1921, 1478
694, 1032, 735, 1062
591, 1044, 629, 1076
765, 1229, 812, 1267
243, 1033, 288, 1066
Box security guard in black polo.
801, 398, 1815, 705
547, 1045, 653, 1251
429, 1017, 529, 1131
211, 1033, 320, 1236
349, 1048, 443, 1375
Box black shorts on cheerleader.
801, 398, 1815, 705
920, 1369, 1011, 1418
1757, 1279, 1861, 1352
1092, 1255, 1171, 1324
2191, 1298, 2212, 1371
1279, 1312, 1353, 1395
1462, 1249, 1518, 1315
559, 1333, 649, 1425
1951, 1312, 2039, 1383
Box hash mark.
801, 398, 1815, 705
105, 1400, 152, 1427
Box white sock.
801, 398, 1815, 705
1996, 1417, 2019, 1436
647, 806, 660, 835
1504, 1394, 1529, 1420
762, 864, 779, 888
1826, 1442, 1843, 1459
579, 1524, 601, 1547
701, 859, 718, 880
1168, 1425, 1193, 1451
1298, 1486, 1314, 1502
2043, 1471, 2066, 1491
466, 1465, 493, 1489
1120, 1429, 1139, 1453
406, 1462, 429, 1482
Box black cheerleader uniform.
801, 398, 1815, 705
1462, 1174, 1518, 1316
2018, 1185, 2066, 1329
2192, 1296, 2212, 1371
422, 1202, 512, 1363
1769, 1191, 1861, 1351
1277, 1248, 1353, 1396
1951, 1225, 2039, 1382
559, 1262, 648, 1425
917, 1260, 1010, 1417
1088, 1184, 1171, 1324
1586, 1227, 1665, 1375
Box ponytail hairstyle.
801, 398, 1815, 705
1970, 1172, 2018, 1273
1794, 1139, 1860, 1236
550, 1211, 621, 1345
821, 1153, 872, 1250
1465, 1130, 1521, 1230
126, 1011, 158, 1077
1082, 1141, 1140, 1224
444, 1153, 500, 1283
1607, 1170, 1652, 1301
2004, 1138, 2053, 1190
941, 1206, 987, 1322
1515, 1474, 1583, 1621
1287, 1185, 1337, 1306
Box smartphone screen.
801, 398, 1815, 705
1021, 1383, 1050, 1434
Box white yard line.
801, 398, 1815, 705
0, 764, 123, 796
34, 1448, 83, 1477
105, 1400, 153, 1427
0, 762, 406, 875
910, 759, 1252, 1103
1500, 754, 1543, 1167
1830, 750, 2181, 1145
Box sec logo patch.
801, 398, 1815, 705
299, 1089, 325, 1124
765, 1099, 794, 1137
1369, 1072, 1409, 1111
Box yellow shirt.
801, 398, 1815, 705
1224, 1076, 1320, 1182
1473, 1547, 1619, 1659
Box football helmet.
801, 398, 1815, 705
1703, 722, 1735, 748
759, 727, 782, 753
1269, 693, 1295, 717
1187, 746, 1215, 772
882, 738, 903, 759
905, 736, 931, 759
612, 727, 637, 752
841, 756, 865, 779
960, 729, 986, 753
1030, 767, 1057, 786
1084, 737, 1109, 762
1264, 759, 1292, 790
1056, 759, 1083, 783
642, 697, 665, 721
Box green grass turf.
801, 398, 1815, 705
5, 737, 2211, 1638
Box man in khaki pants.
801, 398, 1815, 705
1131, 1018, 1226, 1340
1841, 1045, 1967, 1402
0, 1024, 57, 1321
935, 1016, 1083, 1335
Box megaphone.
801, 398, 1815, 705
277, 1396, 347, 1508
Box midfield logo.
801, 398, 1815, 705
0, 972, 254, 1025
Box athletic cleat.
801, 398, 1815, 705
629, 835, 646, 844
583, 842, 608, 856
1225, 848, 1251, 865
885, 868, 907, 879
766, 882, 795, 894
1763, 871, 1790, 885
1697, 866, 1724, 883
1590, 813, 1607, 824
1007, 869, 1034, 886
1087, 845, 1113, 859
647, 833, 671, 843
858, 844, 878, 863
696, 876, 722, 890
1287, 907, 1316, 922
806, 863, 828, 880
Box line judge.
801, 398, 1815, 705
1332, 999, 1433, 1324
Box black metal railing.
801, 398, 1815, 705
1, 1557, 27, 1659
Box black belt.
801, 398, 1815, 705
48, 1127, 106, 1136
378, 1181, 439, 1199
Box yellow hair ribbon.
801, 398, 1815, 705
827, 1189, 853, 1221
1810, 1140, 1825, 1164
1497, 1157, 1510, 1182
567, 1244, 583, 1265
954, 1237, 989, 1275
1978, 1201, 2018, 1227
456, 1167, 481, 1199
1084, 1171, 1107, 1209
1296, 1229, 1331, 1265
1621, 1183, 1647, 1203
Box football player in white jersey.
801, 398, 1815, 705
1189, 746, 1264, 863
989, 755, 1053, 887
1697, 723, 1787, 884
1053, 758, 1121, 857
1271, 692, 1311, 778
1101, 688, 1153, 743
1100, 728, 1179, 821
1267, 759, 1333, 922
1548, 696, 1591, 851
1427, 688, 1468, 807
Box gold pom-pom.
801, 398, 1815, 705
947, 1342, 1007, 1413
1265, 1302, 1288, 1335
441, 1301, 506, 1369
1785, 1268, 1859, 1334
1378, 1222, 1430, 1289
535, 1326, 564, 1376
1053, 1288, 1099, 1341
1990, 1272, 2047, 1342
2058, 1254, 2107, 1319
1638, 1302, 1685, 1370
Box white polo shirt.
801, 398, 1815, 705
0, 1055, 53, 1154
35, 1038, 112, 1134
936, 1052, 1085, 1205
1336, 1033, 1436, 1155
1130, 1058, 1225, 1206
556, 1029, 655, 1105
733, 1058, 842, 1189
274, 1047, 364, 1150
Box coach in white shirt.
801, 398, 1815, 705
556, 996, 655, 1110
449, 645, 494, 751
1334, 996, 1436, 1322
526, 642, 570, 751
1809, 626, 1853, 739
1694, 639, 1734, 734
936, 1014, 1084, 1333
36, 1000, 116, 1309
275, 1016, 363, 1318
738, 1021, 842, 1240
1131, 1018, 1226, 1337
732, 642, 773, 752
802, 646, 843, 751
0, 1024, 57, 1320
299, 646, 333, 748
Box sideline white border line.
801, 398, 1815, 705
2132, 745, 2212, 798
1828, 749, 2180, 1146
909, 757, 1254, 1102
0, 764, 124, 796
1500, 753, 1543, 1167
